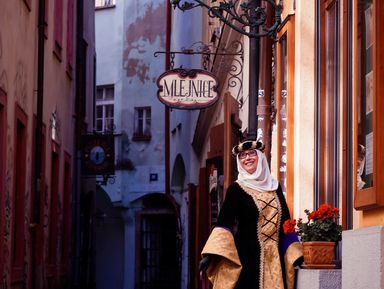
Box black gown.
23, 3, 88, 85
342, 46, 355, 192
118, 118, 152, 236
215, 181, 291, 289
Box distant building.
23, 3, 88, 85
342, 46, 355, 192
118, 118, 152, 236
94, 1, 183, 289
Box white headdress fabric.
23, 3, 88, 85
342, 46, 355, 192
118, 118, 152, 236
236, 149, 279, 192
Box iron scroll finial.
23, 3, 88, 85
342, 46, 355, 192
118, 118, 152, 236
170, 0, 282, 39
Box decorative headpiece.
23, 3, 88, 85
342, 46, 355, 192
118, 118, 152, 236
232, 140, 265, 156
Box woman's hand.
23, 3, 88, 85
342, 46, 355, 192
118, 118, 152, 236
199, 255, 212, 272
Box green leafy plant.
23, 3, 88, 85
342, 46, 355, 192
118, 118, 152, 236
283, 204, 342, 242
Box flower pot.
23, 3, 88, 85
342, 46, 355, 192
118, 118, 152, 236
302, 241, 336, 269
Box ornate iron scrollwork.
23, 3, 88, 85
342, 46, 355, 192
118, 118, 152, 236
154, 40, 244, 98
170, 0, 282, 39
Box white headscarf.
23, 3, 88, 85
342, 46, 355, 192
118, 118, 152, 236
236, 149, 279, 192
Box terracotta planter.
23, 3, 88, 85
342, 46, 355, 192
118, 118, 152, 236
302, 241, 336, 269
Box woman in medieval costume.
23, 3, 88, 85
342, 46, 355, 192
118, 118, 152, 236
199, 140, 303, 289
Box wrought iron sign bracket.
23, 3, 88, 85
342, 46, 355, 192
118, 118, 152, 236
81, 128, 121, 187
154, 40, 243, 70
96, 174, 116, 187
170, 0, 282, 39
154, 40, 244, 99
155, 40, 244, 102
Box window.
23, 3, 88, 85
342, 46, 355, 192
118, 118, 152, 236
353, 0, 384, 209
95, 0, 116, 9
12, 105, 28, 282
96, 85, 114, 132
53, 0, 63, 60
275, 16, 295, 214
66, 0, 74, 76
356, 0, 373, 191
133, 107, 151, 141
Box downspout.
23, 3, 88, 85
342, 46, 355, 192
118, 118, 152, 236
346, 0, 353, 229
165, 0, 171, 195
72, 0, 84, 287
34, 0, 45, 231
32, 0, 45, 288
258, 1, 273, 163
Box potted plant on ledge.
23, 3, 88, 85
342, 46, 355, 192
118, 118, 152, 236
283, 204, 342, 269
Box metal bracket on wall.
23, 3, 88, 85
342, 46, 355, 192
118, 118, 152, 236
81, 125, 123, 187
154, 40, 244, 101
96, 174, 116, 186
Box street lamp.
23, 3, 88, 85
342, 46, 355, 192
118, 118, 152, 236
170, 0, 282, 140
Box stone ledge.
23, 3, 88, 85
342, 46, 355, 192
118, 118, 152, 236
342, 226, 384, 289
297, 269, 341, 289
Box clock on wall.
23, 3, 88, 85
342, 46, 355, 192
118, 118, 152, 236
82, 134, 115, 175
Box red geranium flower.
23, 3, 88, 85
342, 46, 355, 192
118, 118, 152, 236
283, 219, 297, 234
282, 204, 342, 242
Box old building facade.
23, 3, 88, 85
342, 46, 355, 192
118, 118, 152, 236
0, 0, 95, 288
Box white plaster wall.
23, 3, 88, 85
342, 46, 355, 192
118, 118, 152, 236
96, 2, 125, 204
96, 0, 167, 200
95, 3, 123, 89
170, 6, 203, 289
170, 6, 202, 186
293, 0, 316, 218
121, 0, 166, 190
342, 226, 384, 289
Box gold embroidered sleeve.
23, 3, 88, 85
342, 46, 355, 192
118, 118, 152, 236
201, 227, 242, 289
284, 242, 303, 289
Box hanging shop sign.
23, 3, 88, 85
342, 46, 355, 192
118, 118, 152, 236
157, 68, 219, 109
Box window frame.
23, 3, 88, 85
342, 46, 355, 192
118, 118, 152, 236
353, 0, 384, 210
133, 106, 151, 141
12, 104, 28, 283
95, 85, 115, 133
53, 0, 64, 61
95, 0, 116, 10
275, 16, 295, 214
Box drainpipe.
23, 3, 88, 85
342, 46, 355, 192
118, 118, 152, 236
165, 0, 171, 195
346, 0, 353, 230
258, 1, 273, 163
32, 0, 45, 288
247, 1, 261, 140
72, 0, 84, 287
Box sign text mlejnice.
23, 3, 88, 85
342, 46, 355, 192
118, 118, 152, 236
157, 69, 219, 109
